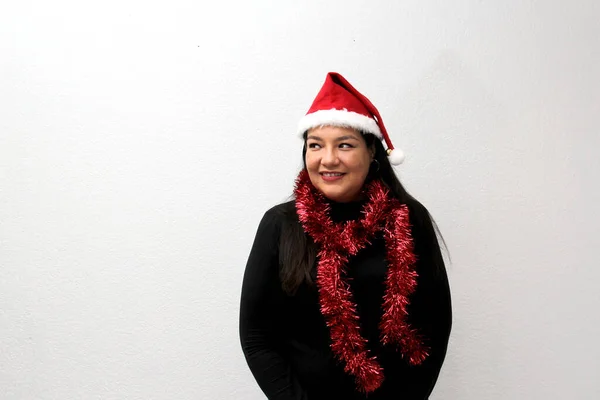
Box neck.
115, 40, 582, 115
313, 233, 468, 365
325, 196, 366, 223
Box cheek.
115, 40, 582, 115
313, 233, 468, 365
347, 154, 370, 173
305, 152, 319, 170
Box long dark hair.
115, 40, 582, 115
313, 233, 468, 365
279, 131, 446, 295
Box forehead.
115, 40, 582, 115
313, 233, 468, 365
307, 125, 362, 140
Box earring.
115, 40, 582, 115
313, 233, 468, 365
371, 159, 380, 173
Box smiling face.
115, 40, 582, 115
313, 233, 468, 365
304, 125, 374, 203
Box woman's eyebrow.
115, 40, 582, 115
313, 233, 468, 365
336, 135, 360, 141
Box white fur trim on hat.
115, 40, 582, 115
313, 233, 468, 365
297, 109, 382, 138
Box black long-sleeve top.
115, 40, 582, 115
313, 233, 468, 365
240, 199, 452, 400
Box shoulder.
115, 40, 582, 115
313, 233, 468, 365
261, 200, 296, 227
403, 196, 429, 216
255, 200, 297, 236
401, 197, 430, 230
263, 200, 296, 219
402, 197, 438, 244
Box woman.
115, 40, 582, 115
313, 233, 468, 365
240, 72, 452, 399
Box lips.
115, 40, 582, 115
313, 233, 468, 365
320, 172, 346, 182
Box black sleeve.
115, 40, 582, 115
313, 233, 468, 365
405, 202, 453, 399
239, 208, 309, 400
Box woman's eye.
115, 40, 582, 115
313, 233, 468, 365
339, 143, 354, 149
308, 143, 321, 149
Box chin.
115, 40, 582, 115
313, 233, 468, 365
308, 175, 362, 203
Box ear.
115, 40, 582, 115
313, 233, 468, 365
369, 143, 376, 160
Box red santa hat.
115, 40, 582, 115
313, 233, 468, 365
297, 72, 405, 165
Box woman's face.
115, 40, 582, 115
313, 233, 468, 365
305, 126, 374, 203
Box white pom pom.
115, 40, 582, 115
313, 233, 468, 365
387, 148, 405, 165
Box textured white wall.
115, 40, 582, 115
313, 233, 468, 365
1, 1, 599, 399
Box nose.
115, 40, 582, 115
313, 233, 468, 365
321, 147, 340, 167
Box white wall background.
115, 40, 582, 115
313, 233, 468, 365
1, 1, 599, 399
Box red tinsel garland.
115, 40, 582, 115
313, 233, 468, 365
294, 169, 429, 393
